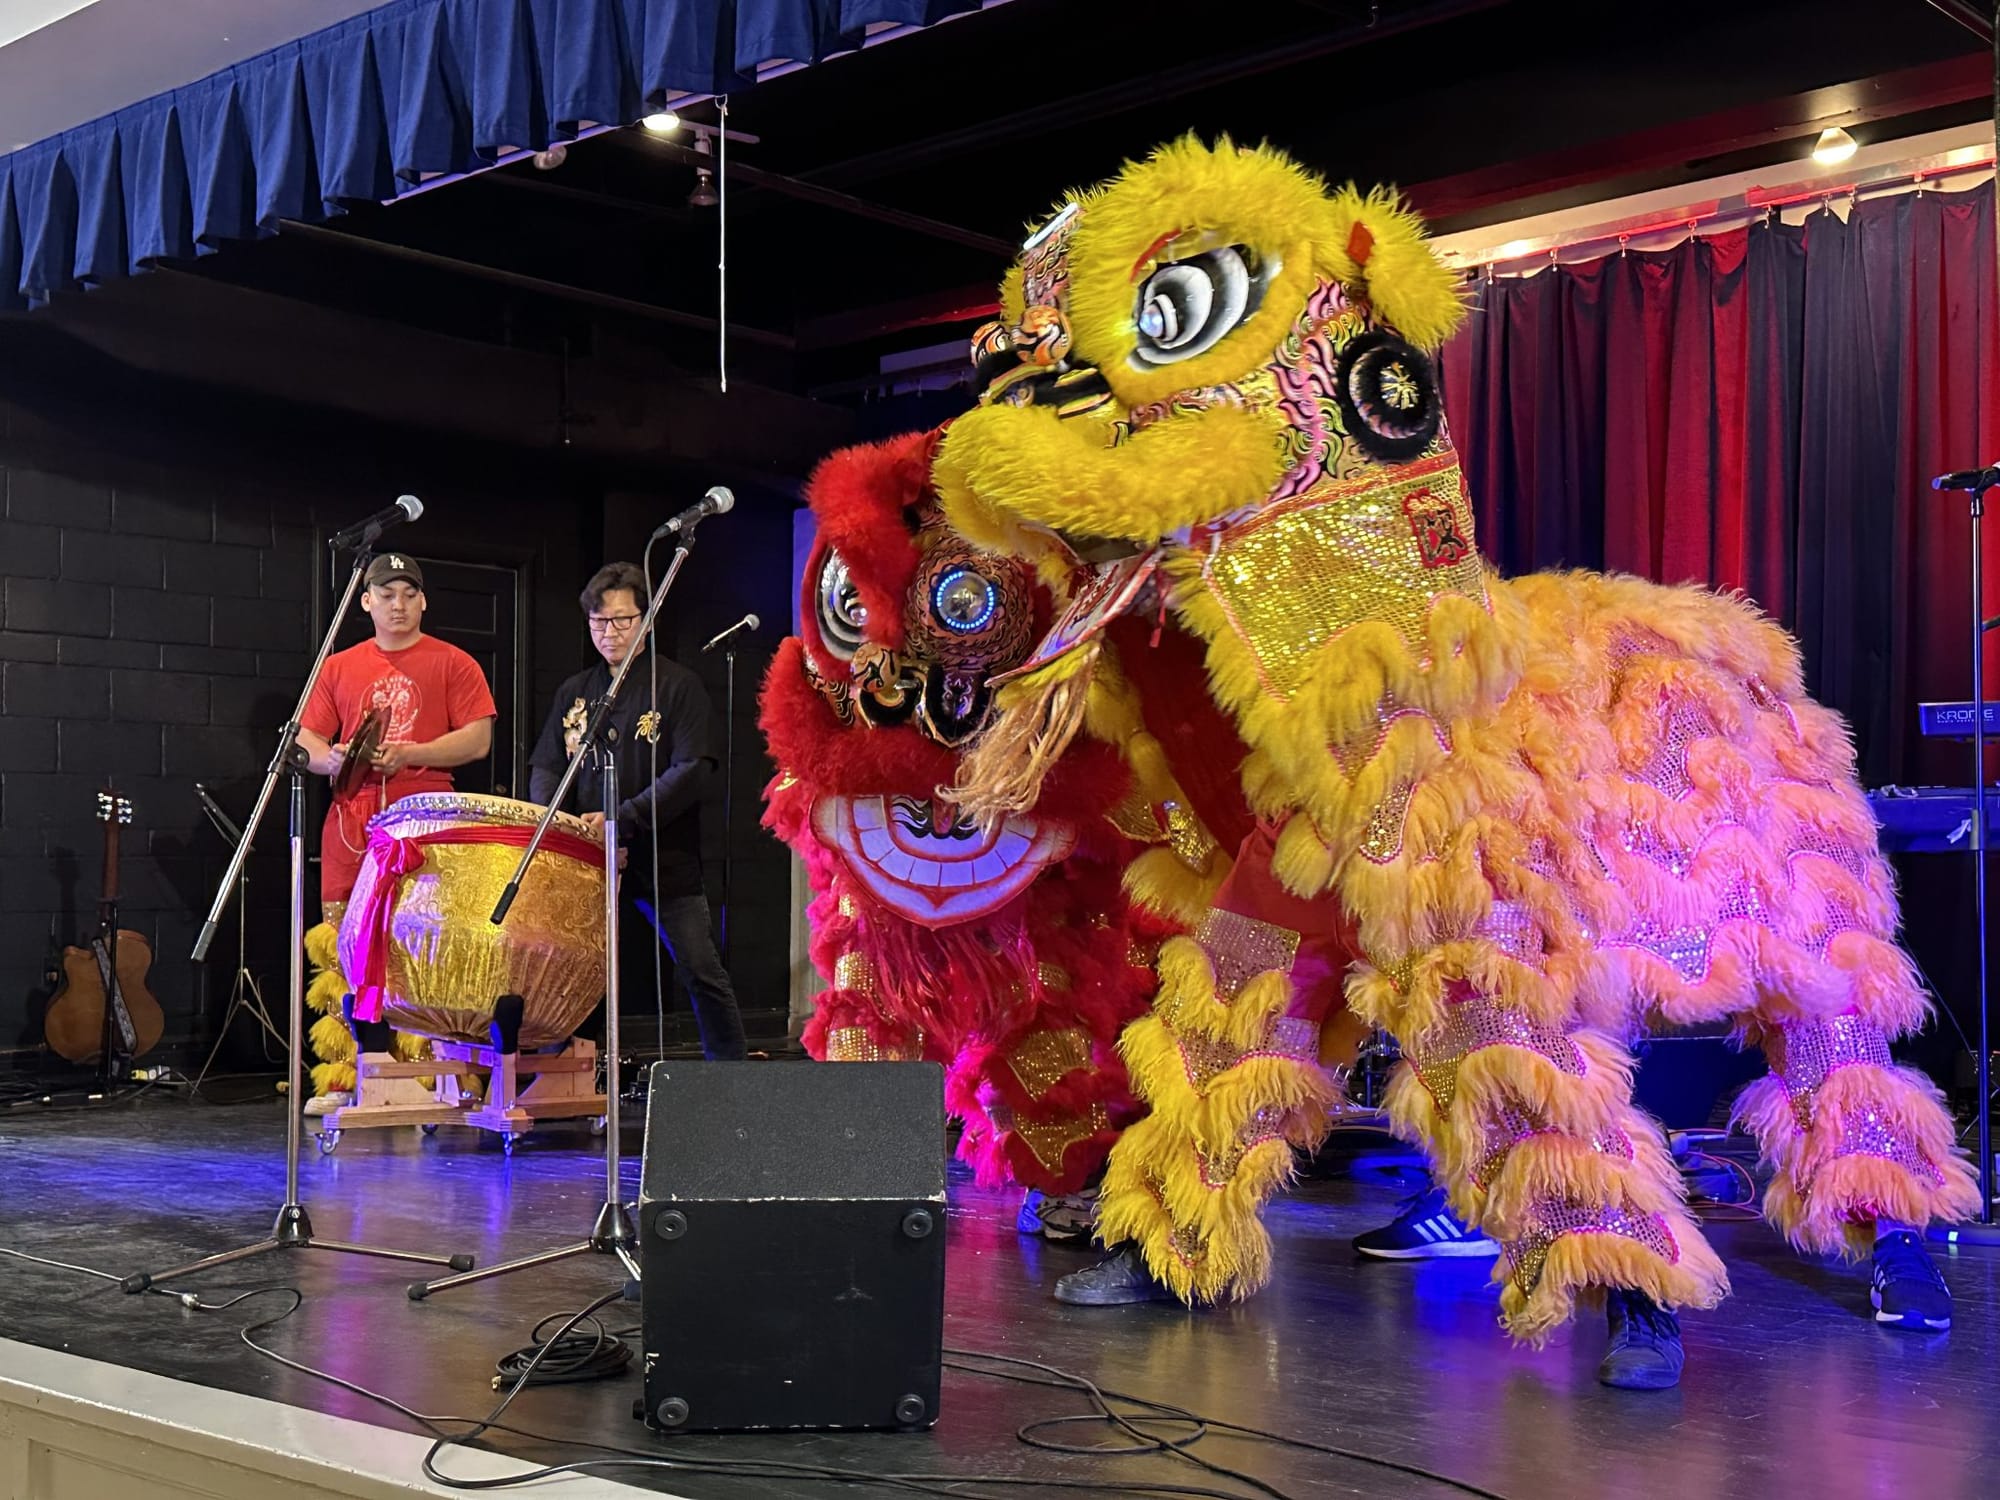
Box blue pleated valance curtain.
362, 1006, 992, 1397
0, 0, 979, 309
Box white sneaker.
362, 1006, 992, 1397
304, 1090, 352, 1117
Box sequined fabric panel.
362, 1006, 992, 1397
1505, 1198, 1680, 1299
1475, 899, 1545, 968
1775, 1013, 1892, 1124
1175, 1015, 1321, 1094
1193, 909, 1302, 999
1625, 692, 1719, 802
825, 1026, 921, 1062
1007, 1027, 1094, 1098
1823, 1107, 1946, 1187
987, 1099, 1110, 1174
1407, 990, 1586, 1114
1471, 1103, 1634, 1192
1358, 782, 1415, 864
1193, 1105, 1288, 1188
1196, 452, 1487, 701
833, 950, 878, 999
1163, 800, 1220, 872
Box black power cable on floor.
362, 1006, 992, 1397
1, 1242, 1512, 1500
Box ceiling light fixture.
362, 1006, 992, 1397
532, 144, 568, 170
1811, 126, 1858, 167
642, 110, 681, 134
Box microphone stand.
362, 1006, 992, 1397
188, 784, 285, 1095
123, 540, 472, 1294
1930, 467, 2000, 1249
721, 643, 737, 961
408, 524, 699, 1299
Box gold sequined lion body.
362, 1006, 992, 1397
937, 135, 1976, 1339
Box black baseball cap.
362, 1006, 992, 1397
365, 553, 424, 590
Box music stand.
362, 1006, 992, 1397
408, 525, 699, 1299
122, 539, 473, 1293
188, 783, 284, 1094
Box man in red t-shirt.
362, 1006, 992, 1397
297, 554, 498, 922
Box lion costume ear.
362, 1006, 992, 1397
1322, 185, 1465, 352
998, 264, 1026, 327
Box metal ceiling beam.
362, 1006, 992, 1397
1405, 51, 1996, 224
276, 220, 794, 348
631, 136, 1015, 256
795, 281, 1002, 351
1924, 0, 1992, 41
797, 0, 1505, 190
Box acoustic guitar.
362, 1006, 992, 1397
44, 791, 164, 1071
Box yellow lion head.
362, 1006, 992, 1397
935, 135, 1467, 566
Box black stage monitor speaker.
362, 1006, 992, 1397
637, 1059, 946, 1434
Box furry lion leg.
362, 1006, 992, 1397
1355, 968, 1728, 1343
1098, 909, 1343, 1303
1734, 995, 1980, 1258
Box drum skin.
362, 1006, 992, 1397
336, 793, 607, 1048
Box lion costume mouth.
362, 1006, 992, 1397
811, 794, 1074, 925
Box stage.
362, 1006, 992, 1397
0, 1084, 1993, 1500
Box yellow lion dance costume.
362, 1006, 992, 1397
939, 136, 1976, 1372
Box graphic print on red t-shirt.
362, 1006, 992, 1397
303, 634, 498, 900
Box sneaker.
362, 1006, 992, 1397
303, 1090, 352, 1117
1354, 1186, 1499, 1259
1052, 1242, 1177, 1306
1016, 1188, 1097, 1244
1597, 1288, 1685, 1390
1871, 1230, 1952, 1331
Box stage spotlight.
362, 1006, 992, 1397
1812, 127, 1858, 166
688, 168, 718, 208
642, 111, 681, 134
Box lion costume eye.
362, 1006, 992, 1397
931, 566, 999, 634
1132, 246, 1269, 368
815, 550, 868, 659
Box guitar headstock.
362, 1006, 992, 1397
96, 790, 134, 826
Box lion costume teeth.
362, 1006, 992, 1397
938, 134, 1975, 1339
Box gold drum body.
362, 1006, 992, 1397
336, 793, 606, 1048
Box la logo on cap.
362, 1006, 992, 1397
388, 555, 406, 568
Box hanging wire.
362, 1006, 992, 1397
717, 96, 729, 394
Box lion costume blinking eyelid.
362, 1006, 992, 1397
936, 135, 1977, 1341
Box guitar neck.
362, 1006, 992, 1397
101, 818, 121, 906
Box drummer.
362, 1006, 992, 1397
528, 562, 747, 1061
297, 551, 498, 992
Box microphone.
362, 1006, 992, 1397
702, 613, 760, 652
1933, 466, 2000, 493
650, 486, 735, 538
329, 494, 423, 549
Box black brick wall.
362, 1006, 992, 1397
0, 438, 789, 1069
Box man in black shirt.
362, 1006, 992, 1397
529, 562, 747, 1060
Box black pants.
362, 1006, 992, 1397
571, 888, 747, 1061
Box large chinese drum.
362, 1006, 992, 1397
337, 793, 606, 1049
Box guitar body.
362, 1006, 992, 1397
41, 789, 165, 1071
45, 930, 163, 1065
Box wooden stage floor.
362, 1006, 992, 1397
0, 1081, 1994, 1500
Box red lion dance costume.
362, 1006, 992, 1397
935, 136, 1977, 1382
760, 430, 1173, 1205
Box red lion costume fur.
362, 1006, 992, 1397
760, 429, 1166, 1194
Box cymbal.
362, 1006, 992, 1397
334, 708, 385, 798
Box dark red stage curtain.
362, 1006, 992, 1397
1441, 181, 2000, 787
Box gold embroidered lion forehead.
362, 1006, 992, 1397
999, 135, 1466, 411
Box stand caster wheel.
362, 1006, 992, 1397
501, 1133, 518, 1156
590, 1116, 607, 1135
316, 1130, 341, 1155
420, 1123, 440, 1137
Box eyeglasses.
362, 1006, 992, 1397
588, 614, 642, 634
